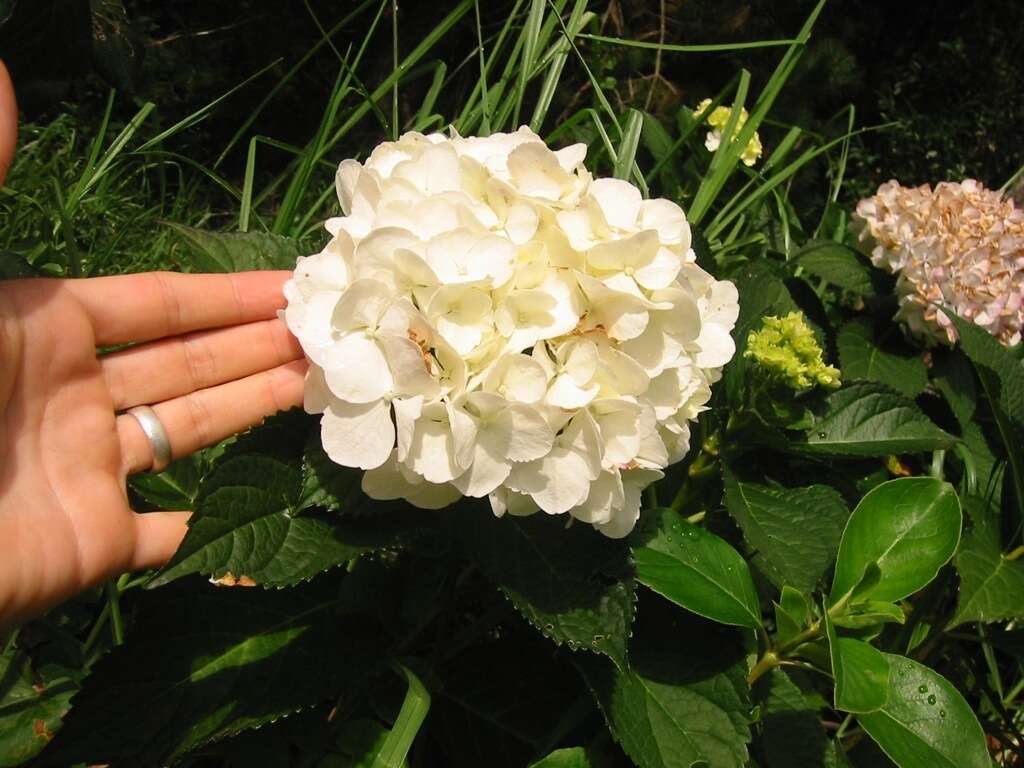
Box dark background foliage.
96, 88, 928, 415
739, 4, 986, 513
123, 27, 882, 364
2, 0, 1022, 202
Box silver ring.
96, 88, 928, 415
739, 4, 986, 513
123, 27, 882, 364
126, 405, 172, 473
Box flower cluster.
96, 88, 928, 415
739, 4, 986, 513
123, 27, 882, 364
694, 99, 763, 167
285, 126, 739, 537
853, 179, 1024, 346
745, 312, 840, 391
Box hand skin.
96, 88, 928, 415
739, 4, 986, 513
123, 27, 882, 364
0, 60, 16, 186
0, 271, 308, 627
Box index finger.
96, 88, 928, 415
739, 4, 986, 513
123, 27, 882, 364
67, 270, 293, 345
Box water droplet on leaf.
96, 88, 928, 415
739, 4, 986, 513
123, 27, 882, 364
927, 694, 936, 705
918, 684, 928, 694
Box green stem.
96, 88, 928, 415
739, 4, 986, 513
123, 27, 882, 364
106, 581, 125, 646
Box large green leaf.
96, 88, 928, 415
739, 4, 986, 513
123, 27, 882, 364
38, 578, 382, 766
0, 650, 76, 768
630, 507, 761, 630
723, 470, 849, 593
836, 320, 928, 398
752, 668, 830, 768
857, 655, 990, 768
792, 240, 880, 296
167, 224, 302, 272
824, 611, 889, 713
800, 382, 956, 456
951, 496, 1024, 627
830, 478, 961, 604
947, 312, 1024, 430
152, 455, 414, 588
451, 507, 635, 668
578, 604, 752, 768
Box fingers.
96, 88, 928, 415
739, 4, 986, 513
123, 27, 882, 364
131, 511, 191, 571
117, 358, 307, 475
65, 270, 292, 346
102, 317, 303, 410
0, 60, 15, 187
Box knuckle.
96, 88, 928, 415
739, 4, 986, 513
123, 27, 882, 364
181, 335, 218, 391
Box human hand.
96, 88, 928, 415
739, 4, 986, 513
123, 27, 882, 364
0, 271, 307, 626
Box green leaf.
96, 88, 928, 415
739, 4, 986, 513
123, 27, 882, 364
302, 433, 366, 512
800, 382, 956, 457
723, 470, 849, 593
836, 320, 928, 398
831, 601, 905, 630
825, 612, 889, 713
152, 456, 410, 588
528, 747, 594, 768
946, 311, 1024, 429
372, 666, 430, 768
630, 508, 761, 630
167, 223, 301, 272
830, 478, 962, 604
753, 668, 830, 768
774, 586, 812, 646
793, 240, 880, 296
451, 506, 635, 668
578, 606, 752, 768
950, 496, 1024, 627
0, 650, 76, 768
129, 454, 204, 510
723, 262, 798, 403
38, 578, 382, 766
858, 654, 990, 768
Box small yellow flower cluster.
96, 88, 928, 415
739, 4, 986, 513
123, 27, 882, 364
693, 99, 763, 167
745, 312, 841, 391
853, 179, 1024, 346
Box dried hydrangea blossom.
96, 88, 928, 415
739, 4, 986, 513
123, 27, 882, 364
284, 126, 739, 538
693, 99, 763, 167
853, 179, 1024, 346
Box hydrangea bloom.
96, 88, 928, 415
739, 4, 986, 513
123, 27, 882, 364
745, 312, 840, 391
284, 126, 739, 537
853, 179, 1024, 346
693, 99, 763, 167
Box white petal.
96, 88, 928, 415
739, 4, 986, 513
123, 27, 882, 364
634, 247, 682, 290
570, 470, 624, 525
323, 333, 393, 403
508, 142, 571, 199
483, 353, 549, 403
303, 366, 332, 415
321, 398, 394, 470
377, 334, 440, 399
509, 448, 593, 514
404, 411, 464, 484
451, 438, 511, 497
639, 198, 691, 248
499, 403, 555, 462
393, 395, 423, 462
331, 278, 393, 333
589, 178, 642, 230
546, 373, 599, 409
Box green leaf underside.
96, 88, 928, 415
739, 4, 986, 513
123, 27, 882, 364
793, 240, 878, 296
858, 655, 990, 768
801, 382, 955, 456
153, 456, 415, 588
578, 609, 752, 768
630, 508, 761, 630
836, 320, 928, 398
951, 496, 1024, 627
753, 668, 830, 768
831, 478, 961, 603
0, 650, 76, 768
167, 224, 301, 272
826, 621, 889, 714
451, 506, 635, 668
723, 472, 849, 593
38, 579, 380, 766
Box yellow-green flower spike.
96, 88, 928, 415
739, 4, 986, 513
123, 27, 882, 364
744, 312, 841, 391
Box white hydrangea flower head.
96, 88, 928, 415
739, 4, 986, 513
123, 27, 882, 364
853, 179, 1024, 346
285, 126, 739, 538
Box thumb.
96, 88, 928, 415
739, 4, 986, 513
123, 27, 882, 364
0, 60, 16, 187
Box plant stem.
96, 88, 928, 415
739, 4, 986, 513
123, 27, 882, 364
107, 580, 125, 646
